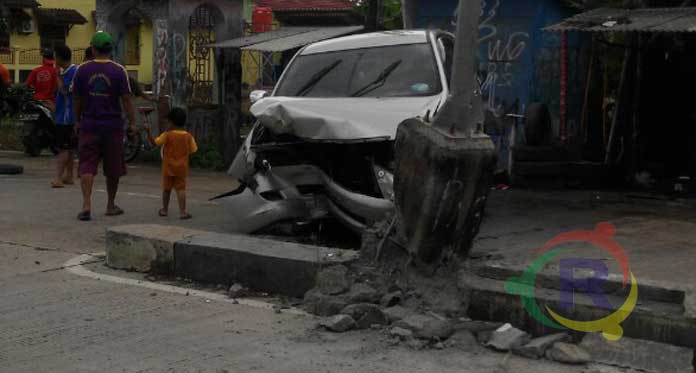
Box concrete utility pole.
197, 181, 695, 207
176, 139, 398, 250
393, 0, 497, 265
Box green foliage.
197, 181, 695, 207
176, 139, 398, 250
190, 142, 226, 171
352, 0, 403, 30
0, 116, 21, 151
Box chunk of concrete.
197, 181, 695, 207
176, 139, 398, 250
580, 332, 694, 373
545, 342, 590, 365
389, 327, 414, 340
512, 333, 570, 359
320, 315, 356, 333
394, 314, 454, 340
304, 288, 349, 317
106, 224, 205, 273
383, 305, 413, 323
341, 303, 375, 319
317, 265, 351, 296
174, 232, 359, 298
355, 307, 388, 330
381, 291, 403, 307
347, 283, 381, 303
445, 330, 478, 350
485, 323, 530, 351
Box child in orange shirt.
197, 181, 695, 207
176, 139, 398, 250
145, 107, 198, 219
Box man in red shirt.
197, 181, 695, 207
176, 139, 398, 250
26, 49, 58, 110
0, 62, 9, 86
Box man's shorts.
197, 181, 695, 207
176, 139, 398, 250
162, 175, 187, 191
78, 130, 126, 178
54, 125, 77, 151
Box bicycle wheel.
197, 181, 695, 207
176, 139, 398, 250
124, 134, 142, 163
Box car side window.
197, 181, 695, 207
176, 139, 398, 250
437, 36, 455, 88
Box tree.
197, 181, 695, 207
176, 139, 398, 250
351, 0, 403, 30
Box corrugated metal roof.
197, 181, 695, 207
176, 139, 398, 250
4, 0, 41, 8
34, 8, 88, 25
209, 26, 364, 52
546, 7, 696, 33
254, 0, 354, 12
206, 27, 318, 48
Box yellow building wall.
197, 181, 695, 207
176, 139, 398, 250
5, 0, 96, 82
3, 0, 154, 86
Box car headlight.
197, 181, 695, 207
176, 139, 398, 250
373, 164, 395, 201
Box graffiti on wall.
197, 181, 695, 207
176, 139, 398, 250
453, 0, 530, 117
155, 21, 169, 95
171, 31, 190, 100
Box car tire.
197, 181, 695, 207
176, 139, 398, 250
525, 103, 552, 146
0, 164, 24, 175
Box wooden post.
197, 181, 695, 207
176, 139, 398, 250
580, 39, 595, 146
605, 47, 632, 165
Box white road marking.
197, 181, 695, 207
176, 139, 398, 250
64, 253, 307, 316
94, 189, 220, 205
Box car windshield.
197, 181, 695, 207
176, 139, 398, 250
275, 43, 442, 98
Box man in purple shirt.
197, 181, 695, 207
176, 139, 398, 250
73, 31, 136, 221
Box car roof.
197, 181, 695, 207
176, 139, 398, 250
300, 30, 430, 55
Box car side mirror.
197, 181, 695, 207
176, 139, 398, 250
250, 90, 269, 104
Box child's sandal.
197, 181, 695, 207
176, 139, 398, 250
158, 209, 168, 217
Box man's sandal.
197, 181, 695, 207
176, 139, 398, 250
77, 210, 91, 221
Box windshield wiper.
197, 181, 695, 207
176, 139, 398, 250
295, 60, 343, 97
350, 60, 403, 97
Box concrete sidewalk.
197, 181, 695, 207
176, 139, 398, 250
464, 188, 696, 348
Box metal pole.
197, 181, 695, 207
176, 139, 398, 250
432, 0, 482, 135
560, 31, 568, 144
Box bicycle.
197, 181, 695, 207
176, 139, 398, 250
124, 106, 158, 163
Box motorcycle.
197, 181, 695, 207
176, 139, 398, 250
17, 95, 58, 157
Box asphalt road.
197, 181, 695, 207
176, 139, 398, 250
0, 153, 632, 372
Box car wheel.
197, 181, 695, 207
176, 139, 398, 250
0, 164, 24, 175
525, 103, 552, 146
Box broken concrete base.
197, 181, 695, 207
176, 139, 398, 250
105, 225, 359, 298
394, 118, 497, 263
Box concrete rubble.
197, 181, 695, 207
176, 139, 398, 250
545, 342, 591, 365
320, 315, 357, 333
512, 333, 570, 359
484, 323, 530, 351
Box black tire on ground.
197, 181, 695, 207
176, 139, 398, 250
0, 164, 24, 175
525, 103, 552, 146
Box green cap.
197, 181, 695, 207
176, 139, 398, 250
90, 31, 113, 49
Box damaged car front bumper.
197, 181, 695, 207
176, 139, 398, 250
213, 164, 394, 234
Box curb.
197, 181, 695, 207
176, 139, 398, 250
106, 225, 359, 298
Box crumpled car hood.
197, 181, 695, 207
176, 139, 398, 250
250, 96, 442, 141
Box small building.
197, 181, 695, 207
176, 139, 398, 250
548, 5, 696, 187
0, 0, 93, 82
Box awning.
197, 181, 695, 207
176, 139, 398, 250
34, 8, 88, 26
4, 0, 41, 8
208, 25, 364, 52
546, 7, 696, 33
